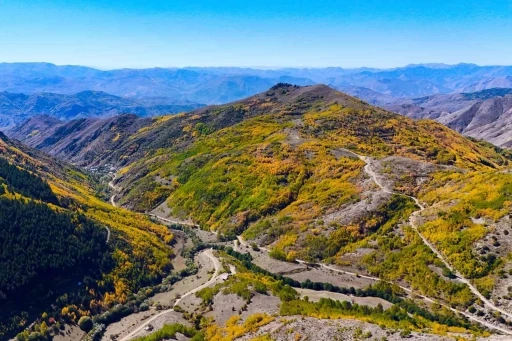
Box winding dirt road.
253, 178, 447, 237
118, 249, 222, 341
236, 234, 512, 334
360, 154, 512, 321
235, 150, 512, 334
108, 175, 118, 207
148, 213, 200, 228
107, 155, 512, 334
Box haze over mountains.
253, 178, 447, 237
385, 88, 512, 148
0, 90, 203, 130
3, 62, 512, 105
5, 62, 512, 149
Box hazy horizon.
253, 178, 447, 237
2, 61, 511, 71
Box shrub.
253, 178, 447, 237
78, 316, 93, 332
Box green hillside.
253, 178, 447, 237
0, 133, 175, 340
111, 84, 512, 314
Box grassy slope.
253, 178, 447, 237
115, 84, 511, 308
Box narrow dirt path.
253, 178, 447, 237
237, 235, 512, 334
104, 226, 111, 243
108, 174, 118, 207
148, 213, 200, 228
238, 233, 512, 334
118, 249, 222, 341
360, 154, 512, 321
108, 174, 198, 228
107, 157, 512, 334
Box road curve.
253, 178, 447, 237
360, 154, 512, 321
118, 249, 222, 341
148, 213, 200, 228
104, 226, 111, 243
108, 152, 512, 333
108, 174, 118, 207
237, 234, 512, 334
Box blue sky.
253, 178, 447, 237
0, 0, 511, 69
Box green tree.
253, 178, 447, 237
78, 316, 93, 332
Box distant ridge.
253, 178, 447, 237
2, 62, 512, 105
0, 90, 203, 130
385, 88, 512, 148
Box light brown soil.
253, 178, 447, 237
477, 215, 512, 311
171, 230, 189, 272
102, 310, 189, 341
236, 240, 375, 290
177, 292, 203, 313
152, 252, 214, 306
287, 266, 376, 290
205, 293, 247, 326
296, 288, 393, 309
237, 316, 460, 341
241, 293, 281, 320
52, 324, 85, 341
237, 242, 306, 274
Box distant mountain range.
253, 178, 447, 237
5, 62, 512, 150
384, 88, 512, 148
2, 62, 512, 106
0, 90, 203, 130
0, 63, 315, 104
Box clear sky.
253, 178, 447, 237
0, 0, 511, 69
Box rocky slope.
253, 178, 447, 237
8, 84, 512, 339
7, 114, 153, 167
109, 85, 512, 327
385, 88, 512, 147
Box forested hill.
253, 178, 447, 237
107, 84, 512, 324
0, 133, 175, 340
113, 83, 508, 214
0, 144, 109, 338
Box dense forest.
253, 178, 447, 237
0, 198, 109, 299
0, 155, 112, 340
0, 158, 58, 204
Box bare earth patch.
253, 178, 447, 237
287, 266, 376, 290
241, 293, 281, 320
52, 324, 85, 341
205, 293, 247, 326
152, 252, 214, 306
238, 242, 307, 274
296, 288, 393, 309
237, 316, 458, 341
102, 310, 188, 341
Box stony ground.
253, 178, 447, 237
152, 252, 214, 306
238, 316, 456, 341
478, 215, 512, 312
205, 293, 247, 326
296, 288, 393, 309
170, 230, 193, 272
236, 241, 376, 289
